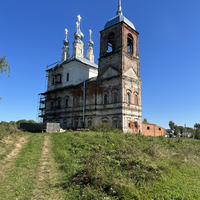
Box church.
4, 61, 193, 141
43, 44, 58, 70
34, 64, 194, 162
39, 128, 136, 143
38, 0, 142, 134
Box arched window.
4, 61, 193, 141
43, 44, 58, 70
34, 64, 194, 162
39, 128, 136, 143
65, 98, 68, 108
113, 91, 118, 103
57, 98, 61, 108
63, 119, 67, 129
104, 94, 107, 105
127, 93, 131, 104
73, 97, 77, 107
88, 120, 92, 127
134, 94, 138, 105
127, 33, 133, 53
67, 73, 69, 82
51, 101, 54, 109
107, 32, 115, 53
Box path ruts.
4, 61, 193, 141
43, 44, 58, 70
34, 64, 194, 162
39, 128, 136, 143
31, 135, 65, 200
0, 136, 29, 173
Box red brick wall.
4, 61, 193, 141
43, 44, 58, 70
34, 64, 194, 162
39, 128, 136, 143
142, 123, 165, 137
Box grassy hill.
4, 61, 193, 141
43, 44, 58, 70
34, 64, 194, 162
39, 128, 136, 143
52, 128, 200, 199
0, 126, 200, 199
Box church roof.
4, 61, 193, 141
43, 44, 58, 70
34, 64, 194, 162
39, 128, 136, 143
104, 14, 136, 30
61, 56, 98, 69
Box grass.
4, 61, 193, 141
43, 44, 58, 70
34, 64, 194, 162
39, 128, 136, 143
0, 134, 43, 199
51, 131, 200, 199
0, 134, 21, 161
0, 127, 200, 199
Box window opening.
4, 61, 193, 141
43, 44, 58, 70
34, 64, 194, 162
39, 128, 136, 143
134, 122, 138, 128
127, 33, 133, 53
127, 93, 131, 104
88, 121, 92, 127
107, 33, 115, 53
128, 123, 131, 128
159, 128, 161, 131
67, 73, 69, 82
113, 91, 118, 103
134, 94, 138, 105
63, 119, 67, 129
147, 126, 150, 130
65, 99, 68, 108
51, 101, 53, 109
58, 99, 61, 108
104, 94, 107, 105
58, 75, 62, 83
73, 97, 77, 107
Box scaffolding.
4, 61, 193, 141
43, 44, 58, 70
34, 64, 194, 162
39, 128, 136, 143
37, 94, 46, 123
38, 61, 59, 123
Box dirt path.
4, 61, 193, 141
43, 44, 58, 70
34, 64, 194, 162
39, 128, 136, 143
31, 136, 65, 200
0, 136, 29, 170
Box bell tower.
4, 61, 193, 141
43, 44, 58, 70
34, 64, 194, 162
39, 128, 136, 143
98, 0, 142, 134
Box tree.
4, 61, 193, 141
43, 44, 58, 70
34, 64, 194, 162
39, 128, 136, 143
0, 55, 10, 100
16, 119, 28, 128
178, 126, 184, 134
16, 119, 37, 128
174, 125, 180, 136
28, 119, 37, 124
142, 118, 148, 123
194, 123, 200, 129
0, 55, 10, 76
169, 121, 175, 130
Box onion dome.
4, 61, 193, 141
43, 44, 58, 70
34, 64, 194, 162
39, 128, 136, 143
87, 29, 94, 48
63, 28, 69, 46
74, 15, 84, 41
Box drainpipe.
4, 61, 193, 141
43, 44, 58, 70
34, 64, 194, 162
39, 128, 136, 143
83, 82, 85, 128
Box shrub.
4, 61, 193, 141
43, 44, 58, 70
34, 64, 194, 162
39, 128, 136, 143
90, 123, 121, 133
0, 122, 21, 140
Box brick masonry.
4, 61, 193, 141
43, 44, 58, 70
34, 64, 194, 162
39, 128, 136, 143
39, 21, 143, 134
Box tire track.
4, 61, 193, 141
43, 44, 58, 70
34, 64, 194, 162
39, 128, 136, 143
31, 136, 65, 199
0, 136, 29, 171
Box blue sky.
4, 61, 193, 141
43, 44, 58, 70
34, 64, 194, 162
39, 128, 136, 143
0, 0, 200, 129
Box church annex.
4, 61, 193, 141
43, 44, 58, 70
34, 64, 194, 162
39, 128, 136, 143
38, 0, 142, 134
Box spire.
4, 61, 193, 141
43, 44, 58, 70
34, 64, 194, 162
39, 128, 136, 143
116, 0, 123, 15
86, 29, 94, 62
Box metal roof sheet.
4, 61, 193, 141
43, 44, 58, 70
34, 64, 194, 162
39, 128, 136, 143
104, 15, 136, 30
61, 56, 98, 69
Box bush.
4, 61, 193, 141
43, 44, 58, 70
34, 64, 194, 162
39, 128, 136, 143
0, 121, 21, 140
90, 123, 121, 133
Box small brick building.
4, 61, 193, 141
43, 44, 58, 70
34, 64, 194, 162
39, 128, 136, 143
142, 123, 165, 137
38, 2, 142, 134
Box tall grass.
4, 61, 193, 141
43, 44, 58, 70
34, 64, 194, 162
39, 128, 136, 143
51, 127, 200, 199
0, 122, 21, 140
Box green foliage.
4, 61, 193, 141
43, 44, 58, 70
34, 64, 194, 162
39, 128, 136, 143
169, 120, 175, 130
90, 123, 121, 133
194, 123, 200, 129
51, 131, 200, 199
194, 129, 200, 140
0, 55, 10, 76
178, 126, 184, 134
16, 119, 36, 128
0, 121, 19, 140
174, 125, 180, 136
142, 118, 148, 123
27, 119, 37, 124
